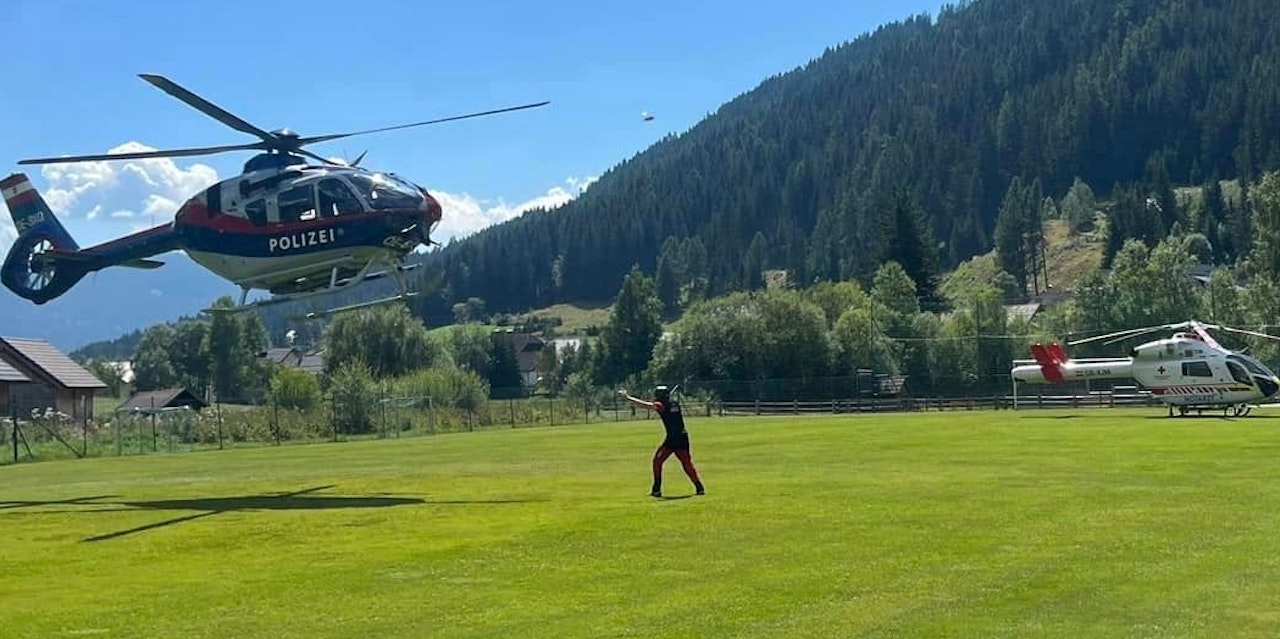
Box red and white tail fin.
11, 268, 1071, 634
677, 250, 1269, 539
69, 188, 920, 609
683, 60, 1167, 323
1029, 343, 1067, 383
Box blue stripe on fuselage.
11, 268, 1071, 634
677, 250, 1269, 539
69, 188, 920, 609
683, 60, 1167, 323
78, 225, 180, 268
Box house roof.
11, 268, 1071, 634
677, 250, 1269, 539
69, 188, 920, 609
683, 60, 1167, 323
1005, 302, 1042, 324
493, 331, 546, 373
0, 359, 30, 383
116, 388, 207, 414
260, 347, 324, 374
0, 337, 107, 390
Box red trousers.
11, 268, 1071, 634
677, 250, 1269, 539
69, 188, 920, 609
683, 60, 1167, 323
653, 445, 701, 485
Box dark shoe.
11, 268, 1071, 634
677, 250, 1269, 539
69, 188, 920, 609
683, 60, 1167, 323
650, 490, 662, 498
695, 484, 705, 496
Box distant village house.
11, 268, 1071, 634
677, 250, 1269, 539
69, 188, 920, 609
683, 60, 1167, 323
259, 346, 325, 375
115, 388, 208, 415
0, 337, 107, 424
492, 329, 547, 389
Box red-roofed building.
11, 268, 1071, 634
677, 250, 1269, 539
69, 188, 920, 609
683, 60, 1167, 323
0, 337, 107, 421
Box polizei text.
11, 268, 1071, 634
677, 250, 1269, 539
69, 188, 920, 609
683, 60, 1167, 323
269, 229, 336, 253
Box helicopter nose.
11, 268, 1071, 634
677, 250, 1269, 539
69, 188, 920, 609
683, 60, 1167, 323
420, 190, 442, 223
1259, 375, 1280, 398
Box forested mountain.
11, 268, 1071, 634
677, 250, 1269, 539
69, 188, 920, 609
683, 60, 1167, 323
71, 0, 1280, 352
384, 0, 1280, 326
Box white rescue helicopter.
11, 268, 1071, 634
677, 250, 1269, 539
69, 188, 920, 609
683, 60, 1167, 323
1011, 320, 1280, 417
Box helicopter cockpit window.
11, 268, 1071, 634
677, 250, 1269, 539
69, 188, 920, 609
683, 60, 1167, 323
278, 184, 317, 222
1226, 360, 1253, 386
244, 198, 268, 225
1230, 354, 1276, 378
1181, 361, 1213, 378
347, 173, 423, 210
317, 178, 362, 217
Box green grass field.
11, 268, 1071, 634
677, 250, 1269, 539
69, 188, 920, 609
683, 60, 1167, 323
5, 408, 1280, 638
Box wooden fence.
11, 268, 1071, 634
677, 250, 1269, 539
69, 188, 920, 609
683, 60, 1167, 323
716, 388, 1160, 416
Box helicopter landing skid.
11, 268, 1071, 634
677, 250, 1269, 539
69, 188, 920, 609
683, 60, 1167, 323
299, 292, 418, 320
201, 260, 419, 316
1168, 403, 1253, 418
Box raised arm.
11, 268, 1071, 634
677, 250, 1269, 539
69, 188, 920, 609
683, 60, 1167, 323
617, 388, 656, 410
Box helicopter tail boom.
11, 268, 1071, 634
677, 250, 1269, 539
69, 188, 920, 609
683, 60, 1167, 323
1, 173, 179, 305
1011, 342, 1134, 385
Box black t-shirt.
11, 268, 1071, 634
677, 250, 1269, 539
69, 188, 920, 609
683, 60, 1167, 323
654, 400, 688, 444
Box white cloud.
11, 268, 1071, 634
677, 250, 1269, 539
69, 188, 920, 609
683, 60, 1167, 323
39, 141, 218, 224
0, 217, 15, 251
0, 141, 219, 253
432, 175, 597, 241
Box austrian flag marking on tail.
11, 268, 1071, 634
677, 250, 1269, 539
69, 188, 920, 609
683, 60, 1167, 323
1, 174, 37, 207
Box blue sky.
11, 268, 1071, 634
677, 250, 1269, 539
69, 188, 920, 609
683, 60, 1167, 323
0, 0, 946, 250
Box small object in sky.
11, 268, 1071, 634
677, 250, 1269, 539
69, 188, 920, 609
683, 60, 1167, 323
641, 111, 655, 121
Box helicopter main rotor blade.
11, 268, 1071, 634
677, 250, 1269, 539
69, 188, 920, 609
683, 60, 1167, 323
1067, 324, 1171, 347
18, 141, 267, 165
294, 101, 551, 147
138, 73, 277, 142
1216, 325, 1280, 341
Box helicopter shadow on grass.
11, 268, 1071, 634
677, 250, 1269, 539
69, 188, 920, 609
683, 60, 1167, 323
79, 485, 542, 543
0, 494, 120, 511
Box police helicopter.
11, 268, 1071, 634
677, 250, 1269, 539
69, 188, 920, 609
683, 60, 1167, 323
1010, 320, 1280, 417
1, 73, 549, 318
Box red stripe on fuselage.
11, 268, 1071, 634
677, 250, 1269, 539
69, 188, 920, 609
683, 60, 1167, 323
182, 207, 416, 235
0, 174, 28, 190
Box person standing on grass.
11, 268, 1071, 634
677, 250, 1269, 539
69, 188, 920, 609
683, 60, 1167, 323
617, 385, 705, 497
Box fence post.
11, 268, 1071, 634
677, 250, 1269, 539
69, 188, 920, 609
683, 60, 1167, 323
549, 398, 554, 426
215, 395, 225, 450
82, 397, 88, 458
509, 398, 516, 428
428, 397, 436, 434
755, 399, 760, 416
794, 399, 799, 415
380, 387, 388, 439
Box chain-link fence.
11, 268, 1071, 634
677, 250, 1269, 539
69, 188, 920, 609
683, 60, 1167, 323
2, 373, 1163, 466
1, 389, 717, 465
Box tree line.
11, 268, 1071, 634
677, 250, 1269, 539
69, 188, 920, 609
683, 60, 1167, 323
378, 0, 1280, 327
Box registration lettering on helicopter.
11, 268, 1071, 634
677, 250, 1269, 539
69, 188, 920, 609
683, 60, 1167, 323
14, 210, 45, 234
269, 229, 337, 253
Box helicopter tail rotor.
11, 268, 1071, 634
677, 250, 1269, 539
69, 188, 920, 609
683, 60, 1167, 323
0, 174, 89, 304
